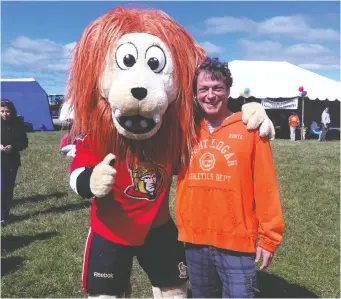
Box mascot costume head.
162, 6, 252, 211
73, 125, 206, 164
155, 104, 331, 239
65, 7, 206, 170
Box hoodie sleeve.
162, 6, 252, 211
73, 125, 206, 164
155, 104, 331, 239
70, 137, 101, 199
252, 135, 285, 253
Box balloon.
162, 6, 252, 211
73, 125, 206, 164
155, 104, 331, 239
244, 88, 250, 94
298, 86, 304, 92
302, 90, 307, 96
240, 91, 245, 97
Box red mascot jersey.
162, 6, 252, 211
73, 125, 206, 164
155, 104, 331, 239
69, 137, 172, 246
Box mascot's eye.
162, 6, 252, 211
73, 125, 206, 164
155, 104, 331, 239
145, 45, 166, 73
115, 43, 138, 70
123, 55, 136, 67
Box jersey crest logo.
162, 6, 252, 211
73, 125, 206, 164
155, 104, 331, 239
125, 160, 169, 201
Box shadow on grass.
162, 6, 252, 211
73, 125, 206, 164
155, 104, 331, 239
1, 231, 58, 254
38, 201, 91, 215
7, 201, 91, 224
1, 256, 25, 277
256, 271, 319, 298
1, 231, 58, 277
12, 191, 68, 207
186, 271, 319, 298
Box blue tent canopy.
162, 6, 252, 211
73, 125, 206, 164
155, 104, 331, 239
1, 78, 54, 131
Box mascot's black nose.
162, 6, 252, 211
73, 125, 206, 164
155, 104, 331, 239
131, 87, 148, 101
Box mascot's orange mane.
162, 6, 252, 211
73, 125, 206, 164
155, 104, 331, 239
67, 7, 206, 171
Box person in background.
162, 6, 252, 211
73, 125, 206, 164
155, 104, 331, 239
310, 121, 322, 141
175, 57, 284, 298
288, 112, 300, 141
1, 99, 29, 223
321, 107, 331, 142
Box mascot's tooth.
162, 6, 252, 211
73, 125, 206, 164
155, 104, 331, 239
125, 120, 133, 128
140, 120, 148, 128
153, 114, 161, 123
114, 109, 122, 118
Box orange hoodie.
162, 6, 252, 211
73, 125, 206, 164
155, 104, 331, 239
175, 112, 284, 253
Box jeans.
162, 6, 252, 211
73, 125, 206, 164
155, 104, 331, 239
185, 244, 257, 298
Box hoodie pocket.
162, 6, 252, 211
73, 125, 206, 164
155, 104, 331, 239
178, 187, 240, 234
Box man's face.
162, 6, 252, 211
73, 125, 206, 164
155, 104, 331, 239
196, 72, 229, 120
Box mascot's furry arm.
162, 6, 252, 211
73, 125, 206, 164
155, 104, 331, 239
242, 102, 275, 139
89, 153, 116, 197
69, 137, 115, 199
69, 136, 119, 200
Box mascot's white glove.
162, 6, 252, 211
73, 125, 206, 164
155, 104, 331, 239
242, 102, 275, 139
90, 153, 117, 198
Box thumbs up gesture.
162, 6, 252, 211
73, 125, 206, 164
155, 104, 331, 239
90, 153, 117, 198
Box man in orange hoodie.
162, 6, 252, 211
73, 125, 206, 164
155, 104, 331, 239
175, 58, 284, 298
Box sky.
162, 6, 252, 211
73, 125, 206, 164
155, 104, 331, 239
1, 1, 340, 94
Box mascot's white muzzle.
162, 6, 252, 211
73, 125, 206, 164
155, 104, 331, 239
109, 78, 170, 140
112, 106, 162, 136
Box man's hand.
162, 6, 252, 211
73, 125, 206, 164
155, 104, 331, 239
90, 153, 116, 198
255, 246, 273, 270
242, 102, 275, 139
0, 144, 5, 151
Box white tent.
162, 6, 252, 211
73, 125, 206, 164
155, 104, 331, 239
228, 60, 341, 101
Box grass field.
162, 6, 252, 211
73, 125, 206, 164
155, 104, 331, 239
1, 131, 340, 298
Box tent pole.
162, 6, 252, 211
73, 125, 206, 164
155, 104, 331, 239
301, 97, 305, 140
302, 97, 305, 127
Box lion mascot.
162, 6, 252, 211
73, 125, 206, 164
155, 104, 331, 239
61, 6, 274, 299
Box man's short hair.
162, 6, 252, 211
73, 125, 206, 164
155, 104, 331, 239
193, 57, 233, 95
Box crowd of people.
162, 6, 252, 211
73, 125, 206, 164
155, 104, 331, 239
286, 107, 332, 142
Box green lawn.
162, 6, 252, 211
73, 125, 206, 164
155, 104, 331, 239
1, 131, 340, 298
